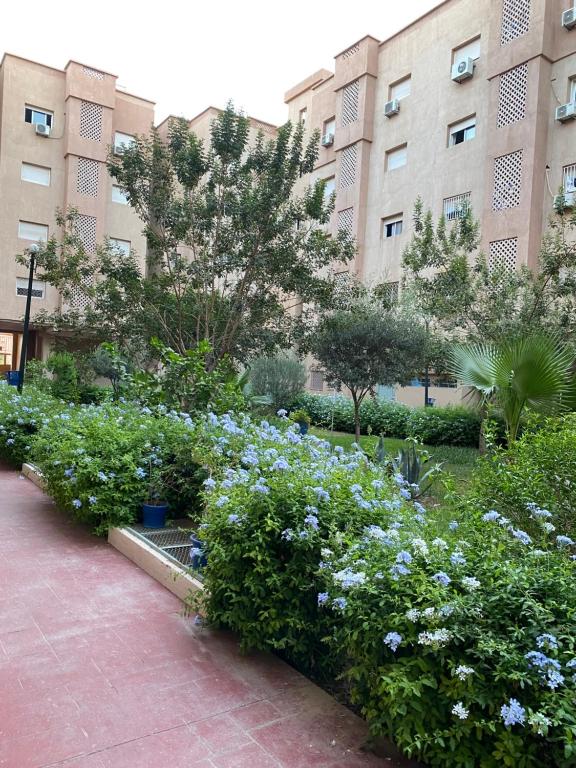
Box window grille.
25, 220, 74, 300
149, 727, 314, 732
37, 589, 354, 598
443, 192, 471, 221
310, 370, 324, 391
562, 163, 576, 192
342, 43, 360, 59
492, 150, 523, 210
77, 157, 99, 197
79, 100, 103, 142
497, 64, 528, 127
489, 238, 517, 273
16, 278, 45, 299
500, 0, 531, 45
337, 207, 354, 236
82, 66, 104, 81
339, 143, 358, 188
341, 80, 360, 126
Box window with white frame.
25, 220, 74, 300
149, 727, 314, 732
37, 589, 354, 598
386, 144, 407, 171
24, 106, 53, 128
21, 163, 51, 186
322, 117, 335, 143
16, 277, 46, 299
443, 192, 471, 220
448, 116, 476, 146
323, 176, 336, 201
109, 238, 131, 256
18, 221, 48, 242
310, 370, 324, 391
389, 76, 411, 101
299, 107, 308, 125
114, 132, 135, 154
381, 216, 403, 238
452, 37, 481, 65
563, 164, 576, 193
111, 185, 129, 204
571, 78, 576, 103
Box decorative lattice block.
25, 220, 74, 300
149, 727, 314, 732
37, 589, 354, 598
339, 143, 358, 188
497, 64, 528, 127
489, 238, 518, 273
341, 80, 360, 126
79, 100, 103, 141
76, 157, 99, 197
492, 150, 523, 210
501, 0, 531, 45
337, 207, 354, 236
82, 66, 104, 81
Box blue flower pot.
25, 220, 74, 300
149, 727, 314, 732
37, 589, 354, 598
298, 421, 309, 435
142, 503, 168, 528
190, 534, 208, 570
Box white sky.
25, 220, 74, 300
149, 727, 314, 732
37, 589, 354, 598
1, 0, 439, 126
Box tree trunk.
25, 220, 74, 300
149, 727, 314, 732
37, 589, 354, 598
354, 400, 361, 444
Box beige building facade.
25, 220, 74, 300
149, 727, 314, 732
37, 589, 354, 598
286, 0, 576, 406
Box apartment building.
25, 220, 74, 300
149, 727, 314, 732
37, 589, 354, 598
0, 54, 154, 372
285, 0, 576, 405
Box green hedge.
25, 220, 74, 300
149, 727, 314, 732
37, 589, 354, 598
289, 393, 481, 447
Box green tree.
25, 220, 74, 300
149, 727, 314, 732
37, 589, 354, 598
24, 105, 354, 368
306, 302, 429, 442
402, 198, 576, 344
449, 334, 576, 444
248, 353, 306, 411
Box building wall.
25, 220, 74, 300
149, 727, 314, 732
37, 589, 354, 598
285, 0, 576, 405
0, 54, 154, 361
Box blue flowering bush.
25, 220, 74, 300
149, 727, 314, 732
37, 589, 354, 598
194, 411, 417, 671
0, 382, 65, 466
31, 402, 194, 533
289, 393, 481, 447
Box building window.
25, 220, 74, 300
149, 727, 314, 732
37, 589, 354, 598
381, 216, 403, 238
379, 281, 399, 305
563, 163, 576, 192
299, 107, 308, 125
570, 78, 576, 103
16, 277, 46, 299
386, 144, 407, 171
21, 163, 51, 186
443, 192, 471, 220
114, 131, 136, 154
452, 37, 481, 65
322, 176, 336, 201
112, 185, 129, 204
322, 117, 335, 143
310, 370, 324, 391
448, 116, 476, 146
18, 221, 48, 242
24, 106, 53, 128
109, 238, 131, 256
389, 75, 411, 101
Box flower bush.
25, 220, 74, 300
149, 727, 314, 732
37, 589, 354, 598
194, 411, 416, 672
289, 393, 481, 447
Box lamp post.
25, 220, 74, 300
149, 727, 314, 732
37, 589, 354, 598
16, 243, 39, 393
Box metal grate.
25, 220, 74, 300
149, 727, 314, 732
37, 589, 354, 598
443, 192, 471, 221
489, 238, 517, 273
77, 157, 99, 197
80, 100, 103, 141
380, 281, 399, 305
500, 0, 531, 45
563, 163, 576, 192
337, 207, 354, 236
82, 66, 104, 81
310, 370, 324, 391
341, 80, 360, 126
130, 526, 198, 569
492, 150, 523, 210
339, 143, 358, 188
342, 43, 360, 59
497, 64, 528, 127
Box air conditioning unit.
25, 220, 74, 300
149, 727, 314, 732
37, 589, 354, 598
554, 191, 576, 208
384, 99, 400, 117
556, 102, 576, 122
35, 123, 50, 137
451, 57, 475, 83
562, 6, 576, 29
321, 133, 334, 147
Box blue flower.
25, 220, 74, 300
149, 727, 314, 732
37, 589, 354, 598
396, 550, 413, 564
135, 467, 146, 479
72, 499, 82, 508
556, 535, 574, 547
350, 484, 363, 494
64, 468, 75, 477
250, 481, 269, 494
304, 513, 319, 530
317, 592, 329, 605
313, 487, 330, 503
501, 698, 526, 727
432, 572, 451, 587
227, 513, 240, 524
390, 563, 411, 580
511, 529, 532, 546
332, 597, 347, 610
97, 471, 108, 482
483, 510, 501, 522
88, 496, 97, 505
215, 496, 229, 508
276, 409, 287, 417
450, 551, 466, 566
272, 457, 290, 471
281, 529, 294, 541
384, 632, 402, 652
399, 488, 412, 500
536, 633, 558, 651
449, 520, 459, 530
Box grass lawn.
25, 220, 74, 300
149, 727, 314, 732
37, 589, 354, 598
309, 426, 479, 490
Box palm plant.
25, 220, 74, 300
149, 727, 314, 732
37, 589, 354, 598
448, 334, 576, 445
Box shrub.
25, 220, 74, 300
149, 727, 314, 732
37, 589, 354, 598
31, 402, 193, 533
194, 412, 415, 673
471, 414, 576, 539
248, 354, 306, 412
46, 350, 79, 402
327, 508, 576, 767
289, 393, 480, 447
0, 382, 63, 466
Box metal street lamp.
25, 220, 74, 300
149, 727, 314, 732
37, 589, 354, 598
16, 243, 39, 393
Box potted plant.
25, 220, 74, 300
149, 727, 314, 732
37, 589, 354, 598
290, 408, 311, 435
142, 455, 169, 528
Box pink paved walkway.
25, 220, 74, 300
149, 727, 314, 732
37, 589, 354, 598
0, 464, 414, 768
